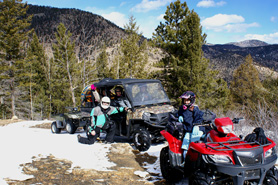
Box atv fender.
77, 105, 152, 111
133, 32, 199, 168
56, 120, 65, 128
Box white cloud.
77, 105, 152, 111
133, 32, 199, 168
197, 0, 226, 8
102, 12, 128, 28
201, 14, 259, 32
202, 14, 244, 27
131, 0, 172, 13
85, 7, 128, 28
244, 32, 278, 44
271, 16, 278, 23
85, 6, 107, 15
156, 14, 165, 21
225, 22, 260, 32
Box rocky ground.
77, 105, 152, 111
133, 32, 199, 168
1, 120, 170, 185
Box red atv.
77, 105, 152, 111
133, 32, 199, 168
160, 112, 278, 185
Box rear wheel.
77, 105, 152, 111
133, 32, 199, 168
264, 166, 278, 185
189, 169, 215, 185
132, 127, 151, 151
51, 121, 61, 133
160, 146, 183, 182
66, 120, 77, 134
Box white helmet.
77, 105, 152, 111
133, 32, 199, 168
101, 96, 110, 109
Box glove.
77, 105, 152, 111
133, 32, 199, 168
178, 116, 184, 123
87, 126, 92, 135
244, 133, 256, 142
91, 84, 96, 91
254, 127, 268, 144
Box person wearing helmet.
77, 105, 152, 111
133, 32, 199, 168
177, 91, 204, 160
177, 91, 204, 131
112, 86, 131, 108
78, 96, 128, 144
111, 86, 132, 135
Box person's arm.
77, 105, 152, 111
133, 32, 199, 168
109, 106, 125, 115
124, 99, 132, 109
91, 84, 100, 102
193, 107, 204, 123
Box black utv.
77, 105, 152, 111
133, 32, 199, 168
93, 78, 175, 151
51, 78, 174, 151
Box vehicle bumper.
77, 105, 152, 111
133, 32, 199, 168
210, 154, 277, 185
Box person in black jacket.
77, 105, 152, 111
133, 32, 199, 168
177, 91, 204, 132
177, 91, 204, 159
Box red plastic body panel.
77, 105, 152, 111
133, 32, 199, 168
214, 117, 234, 132
160, 130, 182, 154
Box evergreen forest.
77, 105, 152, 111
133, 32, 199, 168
0, 0, 277, 131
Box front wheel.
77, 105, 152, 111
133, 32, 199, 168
66, 120, 77, 134
132, 127, 151, 151
51, 121, 61, 133
160, 146, 183, 182
264, 166, 278, 185
189, 169, 215, 185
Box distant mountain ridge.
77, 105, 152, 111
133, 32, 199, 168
203, 42, 278, 82
226, 40, 269, 47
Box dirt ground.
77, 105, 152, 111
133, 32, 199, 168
1, 120, 170, 185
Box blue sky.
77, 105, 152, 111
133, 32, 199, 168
25, 0, 278, 44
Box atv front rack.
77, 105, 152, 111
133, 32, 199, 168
204, 139, 272, 152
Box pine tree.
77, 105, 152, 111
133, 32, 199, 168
230, 54, 263, 106
114, 15, 149, 79
23, 33, 50, 119
262, 76, 278, 112
152, 0, 229, 109
96, 44, 110, 79
0, 0, 33, 118
52, 23, 80, 112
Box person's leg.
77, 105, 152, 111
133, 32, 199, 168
78, 128, 100, 144
105, 122, 116, 143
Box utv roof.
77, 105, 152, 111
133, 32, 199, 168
94, 78, 161, 87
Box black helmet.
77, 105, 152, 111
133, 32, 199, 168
179, 91, 196, 108
115, 86, 123, 93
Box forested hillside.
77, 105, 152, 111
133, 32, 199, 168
203, 43, 278, 82
27, 5, 128, 59
27, 5, 278, 82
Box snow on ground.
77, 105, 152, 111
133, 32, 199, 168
0, 121, 118, 184
0, 120, 169, 185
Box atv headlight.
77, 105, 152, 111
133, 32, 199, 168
265, 147, 276, 158
220, 125, 233, 134
142, 112, 151, 121
71, 115, 79, 119
207, 154, 232, 164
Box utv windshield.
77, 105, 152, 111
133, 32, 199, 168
124, 82, 170, 107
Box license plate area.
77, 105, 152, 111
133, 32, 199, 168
244, 169, 260, 179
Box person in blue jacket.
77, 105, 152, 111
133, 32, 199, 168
177, 91, 204, 132
78, 96, 128, 144
177, 91, 204, 159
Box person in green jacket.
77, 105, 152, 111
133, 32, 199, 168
78, 96, 128, 144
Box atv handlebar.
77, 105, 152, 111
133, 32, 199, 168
193, 117, 245, 127
232, 117, 244, 124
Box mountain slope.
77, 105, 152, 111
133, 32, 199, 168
227, 40, 269, 47
27, 5, 127, 49
203, 44, 278, 82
